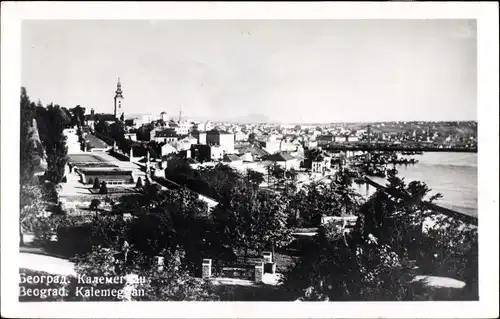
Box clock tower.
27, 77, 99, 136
114, 77, 124, 120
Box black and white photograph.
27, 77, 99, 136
1, 2, 498, 318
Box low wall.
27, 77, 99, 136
217, 265, 255, 281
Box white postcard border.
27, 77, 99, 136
1, 2, 498, 318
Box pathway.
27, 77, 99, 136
19, 252, 76, 276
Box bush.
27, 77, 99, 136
99, 182, 108, 195
93, 178, 100, 189
42, 182, 59, 203
135, 177, 143, 188
32, 218, 56, 242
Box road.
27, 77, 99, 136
19, 252, 76, 276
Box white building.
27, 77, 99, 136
161, 143, 178, 157
263, 141, 280, 154
168, 120, 191, 136
153, 129, 178, 144
206, 129, 235, 153
176, 134, 198, 151
210, 145, 224, 161
223, 154, 243, 169
196, 121, 213, 132
347, 135, 359, 143
269, 152, 300, 171
192, 130, 207, 145
124, 133, 137, 141
235, 131, 249, 142
126, 114, 156, 127
311, 155, 331, 174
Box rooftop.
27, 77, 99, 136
223, 154, 242, 162
85, 113, 116, 122
156, 129, 178, 138
191, 130, 207, 135
268, 152, 296, 162
207, 128, 231, 135
235, 143, 269, 157
317, 135, 335, 140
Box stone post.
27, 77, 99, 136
254, 262, 264, 283
202, 258, 212, 278
155, 255, 164, 271
146, 151, 151, 174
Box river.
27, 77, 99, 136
353, 152, 478, 217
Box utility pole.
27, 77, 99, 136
367, 125, 372, 161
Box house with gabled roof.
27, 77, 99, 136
206, 128, 235, 153
223, 153, 243, 168
267, 152, 300, 171
153, 129, 178, 144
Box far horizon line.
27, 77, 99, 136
128, 113, 478, 124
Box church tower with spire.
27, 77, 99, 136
114, 77, 124, 120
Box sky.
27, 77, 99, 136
22, 19, 477, 123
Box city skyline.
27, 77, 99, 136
22, 19, 477, 123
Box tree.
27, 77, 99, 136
38, 104, 68, 184
213, 183, 292, 261
94, 118, 110, 137
99, 181, 108, 195
283, 222, 418, 301
20, 87, 38, 185
93, 178, 101, 189
72, 244, 218, 301
20, 183, 45, 245
293, 182, 337, 227
271, 164, 286, 181
417, 215, 478, 299
90, 199, 101, 219
285, 168, 298, 181
330, 173, 362, 217
246, 169, 264, 188
264, 162, 274, 188
136, 123, 154, 141
248, 133, 256, 144
135, 177, 143, 189
359, 170, 442, 260
133, 249, 219, 301
70, 244, 128, 301
70, 105, 86, 127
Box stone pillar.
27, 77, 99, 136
254, 262, 264, 283
202, 258, 212, 278
262, 251, 272, 263
146, 151, 151, 174
155, 255, 164, 271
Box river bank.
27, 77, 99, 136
354, 152, 478, 217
